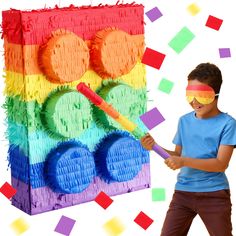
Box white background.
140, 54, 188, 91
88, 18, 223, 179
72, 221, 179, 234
0, 0, 236, 235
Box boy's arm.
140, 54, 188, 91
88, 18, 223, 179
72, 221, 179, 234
165, 145, 234, 172
163, 145, 182, 157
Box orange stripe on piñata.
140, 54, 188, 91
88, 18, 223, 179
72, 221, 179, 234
4, 34, 144, 76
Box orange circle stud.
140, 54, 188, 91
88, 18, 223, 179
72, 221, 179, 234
39, 31, 89, 84
90, 28, 139, 79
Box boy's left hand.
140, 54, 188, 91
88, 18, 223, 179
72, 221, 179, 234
164, 156, 184, 170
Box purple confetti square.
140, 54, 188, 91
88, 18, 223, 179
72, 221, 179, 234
219, 48, 231, 58
54, 215, 76, 236
145, 7, 163, 22
140, 107, 165, 130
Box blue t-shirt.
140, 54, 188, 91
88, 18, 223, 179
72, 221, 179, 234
173, 111, 236, 192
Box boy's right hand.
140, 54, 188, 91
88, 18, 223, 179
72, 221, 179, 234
140, 133, 155, 150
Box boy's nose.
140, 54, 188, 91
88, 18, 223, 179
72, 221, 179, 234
192, 97, 199, 104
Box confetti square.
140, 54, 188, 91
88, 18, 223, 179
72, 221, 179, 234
103, 217, 125, 236
205, 15, 223, 31
10, 217, 29, 235
141, 47, 166, 70
54, 216, 76, 236
219, 48, 231, 58
134, 211, 154, 230
145, 7, 163, 22
158, 78, 174, 94
168, 27, 195, 54
152, 188, 166, 201
187, 3, 201, 16
140, 107, 165, 130
0, 182, 17, 199
95, 191, 113, 209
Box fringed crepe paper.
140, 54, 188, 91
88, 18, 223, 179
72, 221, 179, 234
2, 3, 150, 214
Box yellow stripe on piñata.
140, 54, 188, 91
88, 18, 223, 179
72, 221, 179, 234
116, 114, 137, 132
5, 70, 102, 103
5, 62, 146, 103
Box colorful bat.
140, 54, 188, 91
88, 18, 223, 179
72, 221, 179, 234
77, 82, 170, 159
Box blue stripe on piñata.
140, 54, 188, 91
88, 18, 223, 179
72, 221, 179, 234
93, 131, 149, 183
8, 145, 30, 183
44, 141, 96, 194
8, 144, 47, 188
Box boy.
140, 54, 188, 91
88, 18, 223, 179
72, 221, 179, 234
141, 63, 236, 236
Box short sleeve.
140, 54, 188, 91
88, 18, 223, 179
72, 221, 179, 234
173, 118, 182, 146
220, 118, 236, 148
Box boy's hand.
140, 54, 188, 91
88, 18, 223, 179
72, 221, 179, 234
140, 133, 155, 150
164, 156, 184, 170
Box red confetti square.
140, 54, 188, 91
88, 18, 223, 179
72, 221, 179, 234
205, 15, 223, 31
0, 182, 17, 199
94, 191, 113, 209
134, 211, 154, 230
141, 47, 166, 70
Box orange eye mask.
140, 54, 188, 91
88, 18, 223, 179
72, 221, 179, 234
186, 85, 218, 105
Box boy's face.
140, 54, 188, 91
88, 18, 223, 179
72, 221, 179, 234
186, 80, 219, 119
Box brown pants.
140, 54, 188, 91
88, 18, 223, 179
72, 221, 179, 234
161, 190, 232, 236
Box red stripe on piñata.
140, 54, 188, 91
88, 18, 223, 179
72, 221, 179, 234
2, 4, 144, 45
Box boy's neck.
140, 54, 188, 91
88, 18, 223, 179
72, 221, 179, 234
195, 107, 221, 119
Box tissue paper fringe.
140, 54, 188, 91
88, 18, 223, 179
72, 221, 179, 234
11, 162, 150, 215
3, 34, 144, 75
2, 4, 144, 45
38, 31, 90, 83
1, 3, 150, 214
6, 117, 148, 166
5, 62, 145, 103
44, 141, 96, 193
93, 82, 146, 131
41, 89, 93, 139
94, 131, 149, 183
90, 28, 139, 78
4, 85, 146, 134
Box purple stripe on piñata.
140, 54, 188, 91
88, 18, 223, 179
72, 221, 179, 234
11, 178, 31, 214
12, 164, 150, 215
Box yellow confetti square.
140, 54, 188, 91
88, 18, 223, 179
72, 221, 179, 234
187, 3, 201, 16
10, 217, 29, 235
103, 217, 125, 236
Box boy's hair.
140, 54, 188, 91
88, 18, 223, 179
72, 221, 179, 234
188, 63, 222, 94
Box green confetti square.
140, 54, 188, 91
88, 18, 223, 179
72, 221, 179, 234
168, 27, 195, 53
158, 78, 174, 94
152, 188, 166, 201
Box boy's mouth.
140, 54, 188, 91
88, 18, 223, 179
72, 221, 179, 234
193, 105, 203, 111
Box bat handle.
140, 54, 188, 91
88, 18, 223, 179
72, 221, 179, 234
152, 143, 170, 159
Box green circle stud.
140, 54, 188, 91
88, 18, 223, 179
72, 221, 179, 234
94, 83, 146, 130
42, 89, 92, 138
